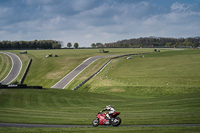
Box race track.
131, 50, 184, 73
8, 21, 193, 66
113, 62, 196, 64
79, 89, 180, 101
0, 52, 22, 85
52, 55, 116, 89
0, 123, 199, 128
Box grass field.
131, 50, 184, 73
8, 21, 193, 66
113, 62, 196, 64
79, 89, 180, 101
65, 57, 112, 90
0, 89, 200, 125
1, 126, 200, 133
4, 48, 154, 88
0, 48, 200, 132
79, 49, 200, 96
14, 53, 30, 84
0, 53, 12, 82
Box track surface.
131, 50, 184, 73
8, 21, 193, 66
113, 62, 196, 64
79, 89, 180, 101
0, 52, 22, 85
0, 123, 200, 128
52, 55, 116, 89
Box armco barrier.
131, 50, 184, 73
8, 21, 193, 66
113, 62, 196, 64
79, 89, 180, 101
73, 52, 151, 90
20, 58, 32, 84
0, 83, 42, 89
0, 57, 42, 89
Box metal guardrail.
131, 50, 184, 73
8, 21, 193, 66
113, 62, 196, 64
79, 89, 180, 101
20, 58, 32, 84
0, 58, 43, 89
0, 84, 42, 89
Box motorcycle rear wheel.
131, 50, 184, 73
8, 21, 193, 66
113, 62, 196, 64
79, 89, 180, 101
112, 117, 121, 126
92, 118, 99, 127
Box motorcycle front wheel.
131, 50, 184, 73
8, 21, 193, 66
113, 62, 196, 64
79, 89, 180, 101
92, 118, 99, 127
112, 117, 121, 126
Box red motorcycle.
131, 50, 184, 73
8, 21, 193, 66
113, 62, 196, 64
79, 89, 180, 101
92, 112, 121, 127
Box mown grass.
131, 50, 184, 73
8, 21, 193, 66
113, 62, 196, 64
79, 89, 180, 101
0, 53, 12, 81
65, 48, 169, 90
1, 48, 200, 132
1, 126, 200, 133
65, 57, 112, 90
0, 89, 200, 125
5, 48, 154, 88
80, 49, 200, 96
13, 52, 30, 84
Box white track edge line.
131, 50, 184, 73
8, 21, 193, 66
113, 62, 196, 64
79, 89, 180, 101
63, 58, 99, 89
0, 52, 14, 83
51, 57, 93, 88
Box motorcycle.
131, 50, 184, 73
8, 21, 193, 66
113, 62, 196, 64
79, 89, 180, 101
92, 112, 121, 127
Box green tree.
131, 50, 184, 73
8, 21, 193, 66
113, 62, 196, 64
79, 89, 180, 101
91, 43, 96, 48
96, 43, 103, 48
52, 43, 61, 49
74, 42, 79, 49
166, 42, 173, 46
183, 39, 193, 46
67, 42, 72, 48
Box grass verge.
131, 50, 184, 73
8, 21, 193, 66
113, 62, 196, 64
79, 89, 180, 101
0, 49, 200, 132
1, 126, 200, 133
0, 89, 199, 125
6, 48, 154, 88
80, 49, 200, 95
0, 53, 12, 81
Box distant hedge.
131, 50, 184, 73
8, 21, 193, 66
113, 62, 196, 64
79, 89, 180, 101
104, 37, 200, 48
0, 40, 62, 49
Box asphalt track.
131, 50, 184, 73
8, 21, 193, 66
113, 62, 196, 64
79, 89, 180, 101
0, 52, 22, 85
0, 123, 200, 128
51, 55, 116, 89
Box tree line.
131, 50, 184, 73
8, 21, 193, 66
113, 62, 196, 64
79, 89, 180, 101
0, 40, 62, 49
67, 42, 79, 49
91, 37, 200, 48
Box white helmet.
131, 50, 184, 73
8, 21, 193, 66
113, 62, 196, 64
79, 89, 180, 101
106, 105, 111, 108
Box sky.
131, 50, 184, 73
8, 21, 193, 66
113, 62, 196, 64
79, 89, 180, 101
0, 0, 200, 47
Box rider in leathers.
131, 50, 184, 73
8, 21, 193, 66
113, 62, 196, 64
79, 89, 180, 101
101, 105, 115, 120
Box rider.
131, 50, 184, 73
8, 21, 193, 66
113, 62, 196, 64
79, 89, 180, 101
101, 105, 115, 120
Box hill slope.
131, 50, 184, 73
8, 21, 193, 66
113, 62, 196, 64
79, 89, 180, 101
0, 49, 199, 127
79, 49, 200, 96
0, 89, 200, 125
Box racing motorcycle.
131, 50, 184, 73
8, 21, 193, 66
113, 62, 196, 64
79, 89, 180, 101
92, 112, 121, 127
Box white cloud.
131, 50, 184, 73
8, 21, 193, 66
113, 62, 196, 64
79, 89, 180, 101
0, 0, 200, 47
25, 0, 54, 5
72, 0, 93, 11
171, 2, 190, 12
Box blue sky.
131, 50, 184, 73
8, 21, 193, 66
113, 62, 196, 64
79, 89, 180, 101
0, 0, 200, 47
